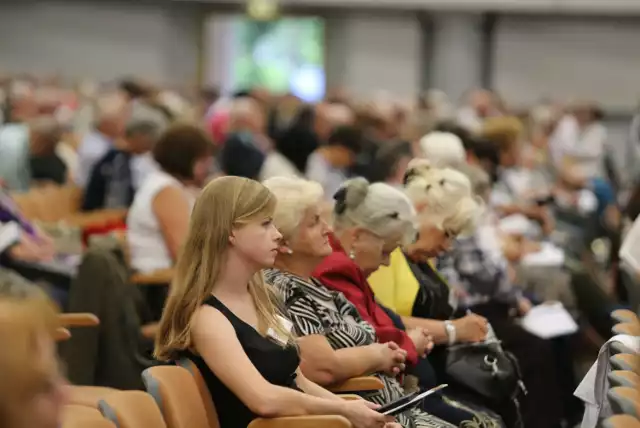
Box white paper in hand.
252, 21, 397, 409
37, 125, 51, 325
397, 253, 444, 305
620, 215, 640, 274
521, 302, 578, 339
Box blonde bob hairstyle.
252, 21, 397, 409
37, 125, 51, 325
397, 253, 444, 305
155, 176, 292, 360
0, 292, 60, 428
404, 159, 483, 237
333, 177, 416, 245
262, 176, 325, 241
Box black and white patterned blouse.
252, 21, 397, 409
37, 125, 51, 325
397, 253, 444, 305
265, 268, 456, 428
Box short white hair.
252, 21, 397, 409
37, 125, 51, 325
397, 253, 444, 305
404, 159, 482, 237
263, 176, 324, 240
333, 178, 416, 244
418, 132, 466, 168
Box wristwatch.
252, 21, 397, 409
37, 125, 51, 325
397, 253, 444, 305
444, 320, 456, 346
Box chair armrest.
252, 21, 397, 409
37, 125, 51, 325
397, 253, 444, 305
55, 327, 72, 342
611, 309, 638, 324
338, 394, 362, 401
58, 313, 100, 327
131, 268, 174, 285
328, 376, 384, 393
248, 415, 351, 428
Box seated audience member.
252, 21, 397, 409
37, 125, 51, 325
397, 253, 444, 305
219, 97, 270, 179
482, 117, 554, 235
264, 176, 501, 427
75, 94, 127, 188
417, 132, 466, 169
306, 126, 362, 198
0, 291, 68, 428
155, 176, 395, 428
127, 124, 213, 274
311, 178, 431, 372
437, 163, 581, 427
29, 116, 67, 186
368, 140, 414, 187
82, 118, 161, 211
456, 89, 497, 134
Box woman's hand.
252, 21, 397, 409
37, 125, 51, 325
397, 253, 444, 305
407, 328, 434, 358
452, 314, 489, 343
340, 399, 390, 428
373, 342, 406, 376
517, 297, 533, 316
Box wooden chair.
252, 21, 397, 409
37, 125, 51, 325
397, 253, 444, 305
611, 309, 639, 325
612, 322, 640, 336
327, 376, 385, 394
608, 370, 640, 389
143, 365, 351, 428
611, 354, 640, 372
607, 386, 640, 418
99, 390, 167, 428
61, 405, 115, 428
603, 414, 640, 428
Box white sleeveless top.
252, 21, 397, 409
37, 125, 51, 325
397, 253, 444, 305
127, 170, 195, 273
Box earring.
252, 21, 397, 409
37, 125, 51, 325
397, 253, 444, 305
348, 249, 356, 260
285, 248, 294, 255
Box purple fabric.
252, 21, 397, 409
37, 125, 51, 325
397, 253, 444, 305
0, 191, 36, 236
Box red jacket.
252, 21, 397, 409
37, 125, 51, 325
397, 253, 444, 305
312, 235, 419, 366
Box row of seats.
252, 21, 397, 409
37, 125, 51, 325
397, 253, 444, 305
601, 310, 640, 428
62, 361, 382, 428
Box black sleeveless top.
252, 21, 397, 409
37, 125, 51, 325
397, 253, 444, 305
185, 295, 301, 428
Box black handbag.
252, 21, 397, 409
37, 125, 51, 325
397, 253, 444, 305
444, 338, 526, 405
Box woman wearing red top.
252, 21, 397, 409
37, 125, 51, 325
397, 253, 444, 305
312, 178, 432, 367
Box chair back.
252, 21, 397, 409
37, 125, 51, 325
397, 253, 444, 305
177, 358, 220, 428
142, 365, 211, 428
607, 386, 640, 418
99, 390, 167, 428
62, 405, 115, 428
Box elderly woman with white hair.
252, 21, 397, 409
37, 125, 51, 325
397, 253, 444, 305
417, 132, 466, 169
264, 176, 500, 427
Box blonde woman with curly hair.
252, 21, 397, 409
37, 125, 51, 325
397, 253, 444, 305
155, 176, 395, 428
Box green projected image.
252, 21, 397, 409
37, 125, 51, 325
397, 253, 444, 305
231, 17, 325, 101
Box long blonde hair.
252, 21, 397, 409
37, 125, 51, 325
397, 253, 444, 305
155, 176, 291, 361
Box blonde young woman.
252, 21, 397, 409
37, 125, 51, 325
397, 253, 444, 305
154, 176, 396, 428
0, 293, 68, 428
264, 176, 502, 428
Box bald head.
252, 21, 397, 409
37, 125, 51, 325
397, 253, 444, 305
29, 115, 62, 156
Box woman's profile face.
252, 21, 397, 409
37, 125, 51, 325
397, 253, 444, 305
409, 221, 453, 259
231, 216, 283, 268
288, 203, 333, 259
351, 229, 403, 276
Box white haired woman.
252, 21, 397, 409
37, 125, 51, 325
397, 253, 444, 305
264, 176, 501, 427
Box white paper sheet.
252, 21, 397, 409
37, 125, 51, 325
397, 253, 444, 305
521, 242, 566, 267
620, 215, 640, 273
521, 302, 578, 339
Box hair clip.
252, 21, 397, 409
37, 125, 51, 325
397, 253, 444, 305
403, 169, 419, 185
333, 187, 348, 214
389, 212, 399, 219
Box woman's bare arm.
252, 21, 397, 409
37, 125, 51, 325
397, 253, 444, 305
152, 185, 191, 262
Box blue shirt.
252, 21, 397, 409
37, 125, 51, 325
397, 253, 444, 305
0, 124, 31, 192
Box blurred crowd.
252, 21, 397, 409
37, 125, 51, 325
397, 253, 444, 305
1, 73, 639, 428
